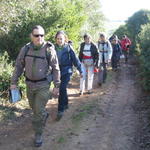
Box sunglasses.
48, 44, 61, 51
33, 34, 44, 37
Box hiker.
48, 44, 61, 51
111, 37, 122, 71
120, 35, 131, 63
79, 33, 99, 95
109, 34, 117, 43
54, 31, 82, 120
10, 25, 60, 147
109, 34, 121, 46
97, 32, 112, 86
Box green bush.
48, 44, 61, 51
0, 52, 14, 100
138, 23, 150, 91
0, 0, 87, 60
0, 52, 26, 104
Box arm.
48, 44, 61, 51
11, 47, 26, 88
93, 44, 99, 67
107, 41, 113, 61
78, 43, 84, 62
118, 44, 123, 55
127, 38, 131, 45
70, 46, 82, 74
49, 47, 60, 88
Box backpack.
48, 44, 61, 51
98, 41, 109, 50
23, 42, 53, 82
23, 42, 52, 66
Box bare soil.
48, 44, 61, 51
0, 58, 149, 150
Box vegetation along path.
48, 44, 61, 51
0, 58, 148, 150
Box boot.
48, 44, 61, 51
34, 133, 43, 147
56, 111, 63, 121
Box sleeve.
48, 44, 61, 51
127, 38, 131, 45
118, 44, 122, 55
49, 47, 60, 88
70, 46, 82, 74
107, 41, 113, 60
94, 44, 99, 67
11, 47, 26, 85
78, 43, 83, 62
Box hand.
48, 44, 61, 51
94, 67, 99, 73
107, 59, 111, 63
10, 84, 17, 89
52, 88, 59, 97
80, 73, 83, 78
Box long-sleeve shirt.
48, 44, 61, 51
11, 41, 60, 89
97, 40, 112, 64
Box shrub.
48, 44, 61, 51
0, 52, 26, 104
138, 23, 150, 91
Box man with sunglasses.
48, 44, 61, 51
10, 25, 60, 147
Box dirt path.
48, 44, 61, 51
0, 59, 144, 150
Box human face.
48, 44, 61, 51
31, 28, 45, 46
99, 36, 106, 42
112, 39, 117, 44
56, 34, 65, 46
84, 37, 91, 44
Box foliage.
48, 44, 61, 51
0, 0, 87, 59
114, 24, 129, 39
0, 52, 14, 100
81, 0, 105, 40
114, 9, 150, 90
0, 52, 26, 104
138, 23, 150, 91
114, 9, 150, 52
126, 9, 150, 52
0, 0, 104, 59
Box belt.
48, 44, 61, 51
83, 55, 93, 59
26, 77, 47, 82
100, 51, 108, 53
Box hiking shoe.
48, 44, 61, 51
98, 83, 102, 87
43, 112, 49, 126
34, 133, 43, 147
56, 111, 63, 121
87, 90, 93, 94
64, 105, 69, 111
79, 91, 84, 96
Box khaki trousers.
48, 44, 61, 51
27, 85, 50, 134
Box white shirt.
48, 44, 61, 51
83, 44, 91, 57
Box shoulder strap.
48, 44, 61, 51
67, 44, 72, 60
46, 49, 51, 66
46, 41, 54, 66
106, 41, 109, 48
24, 43, 31, 56
23, 42, 31, 64
24, 42, 52, 66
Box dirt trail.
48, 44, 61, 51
0, 59, 143, 150
57, 63, 140, 150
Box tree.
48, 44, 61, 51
81, 0, 105, 40
114, 24, 129, 39
126, 9, 150, 51
138, 23, 150, 90
0, 0, 86, 59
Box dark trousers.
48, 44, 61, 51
98, 62, 107, 83
123, 50, 129, 63
58, 73, 71, 112
111, 56, 119, 69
